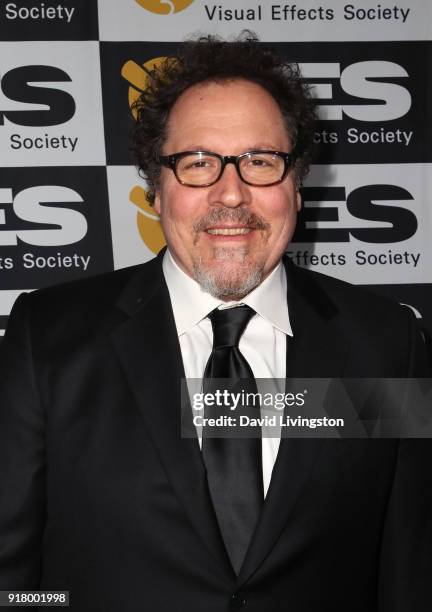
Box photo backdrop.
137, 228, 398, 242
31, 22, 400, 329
0, 0, 431, 359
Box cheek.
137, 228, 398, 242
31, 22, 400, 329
159, 189, 202, 238
266, 192, 297, 228
265, 198, 298, 247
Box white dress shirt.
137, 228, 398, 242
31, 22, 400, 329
162, 250, 293, 497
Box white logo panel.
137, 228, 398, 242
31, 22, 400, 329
0, 41, 105, 166
294, 163, 431, 285
98, 0, 431, 42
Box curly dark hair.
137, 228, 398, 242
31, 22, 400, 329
132, 31, 317, 204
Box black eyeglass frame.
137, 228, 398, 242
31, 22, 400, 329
159, 150, 294, 187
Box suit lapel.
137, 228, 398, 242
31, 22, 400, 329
110, 253, 234, 577
237, 257, 350, 585
283, 257, 350, 379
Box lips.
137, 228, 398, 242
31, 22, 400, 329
193, 209, 270, 235
206, 227, 253, 236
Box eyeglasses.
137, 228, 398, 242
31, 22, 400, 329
159, 150, 294, 187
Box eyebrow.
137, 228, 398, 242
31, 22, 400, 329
171, 144, 286, 152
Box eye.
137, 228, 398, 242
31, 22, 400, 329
245, 155, 279, 169
187, 160, 211, 169
249, 158, 271, 167
179, 155, 218, 171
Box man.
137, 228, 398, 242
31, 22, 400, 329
0, 33, 431, 611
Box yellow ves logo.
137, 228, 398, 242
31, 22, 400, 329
121, 56, 166, 120
129, 186, 166, 255
134, 0, 194, 15
121, 57, 168, 254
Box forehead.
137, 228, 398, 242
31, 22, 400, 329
164, 79, 291, 152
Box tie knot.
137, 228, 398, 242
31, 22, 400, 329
208, 305, 255, 349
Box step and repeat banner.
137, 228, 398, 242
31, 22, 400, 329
0, 0, 431, 356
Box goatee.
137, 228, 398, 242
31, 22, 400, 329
193, 248, 264, 301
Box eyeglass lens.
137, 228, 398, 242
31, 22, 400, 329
175, 152, 286, 186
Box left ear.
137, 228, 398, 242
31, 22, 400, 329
296, 190, 302, 212
154, 190, 161, 216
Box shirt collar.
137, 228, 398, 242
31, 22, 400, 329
162, 249, 293, 337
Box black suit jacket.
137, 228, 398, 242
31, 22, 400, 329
0, 253, 431, 611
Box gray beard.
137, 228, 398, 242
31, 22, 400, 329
192, 248, 264, 301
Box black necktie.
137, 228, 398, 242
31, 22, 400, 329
202, 305, 263, 574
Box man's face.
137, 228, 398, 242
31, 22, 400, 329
154, 79, 301, 300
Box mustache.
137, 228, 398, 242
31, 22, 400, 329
193, 208, 270, 232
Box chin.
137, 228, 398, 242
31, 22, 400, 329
193, 257, 264, 301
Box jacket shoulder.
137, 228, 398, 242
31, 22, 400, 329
286, 258, 411, 327
285, 260, 431, 375
8, 258, 162, 349
26, 256, 161, 307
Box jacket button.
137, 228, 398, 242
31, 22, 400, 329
230, 592, 247, 609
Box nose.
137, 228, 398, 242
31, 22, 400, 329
208, 161, 251, 208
